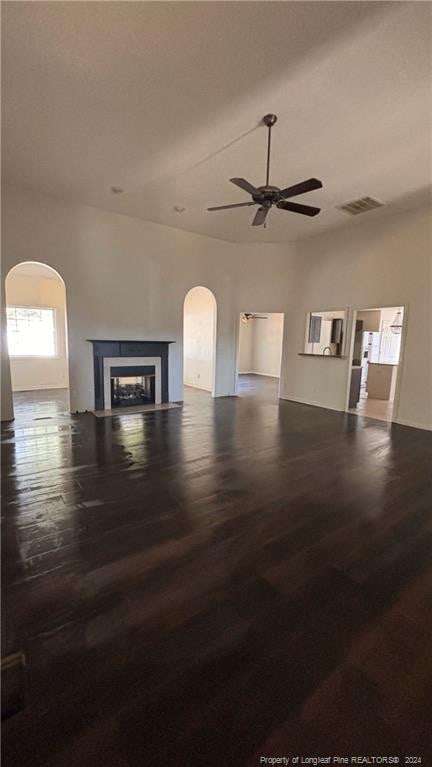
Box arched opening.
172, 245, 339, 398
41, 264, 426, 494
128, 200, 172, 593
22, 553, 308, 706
5, 262, 70, 419
183, 286, 217, 397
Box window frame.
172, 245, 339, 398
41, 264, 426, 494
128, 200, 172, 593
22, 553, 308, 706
6, 304, 60, 359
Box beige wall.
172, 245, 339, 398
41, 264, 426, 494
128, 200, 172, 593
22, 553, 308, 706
238, 318, 254, 373
6, 268, 69, 391
1, 279, 14, 419
1, 185, 294, 414
357, 309, 381, 332
2, 185, 431, 430
251, 313, 284, 377
279, 206, 432, 430
252, 313, 284, 377
183, 286, 216, 392
238, 313, 284, 377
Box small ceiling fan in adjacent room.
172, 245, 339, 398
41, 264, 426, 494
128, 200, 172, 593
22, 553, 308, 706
241, 313, 268, 323
207, 114, 323, 227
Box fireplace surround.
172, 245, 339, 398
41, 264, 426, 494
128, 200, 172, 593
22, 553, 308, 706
89, 340, 173, 411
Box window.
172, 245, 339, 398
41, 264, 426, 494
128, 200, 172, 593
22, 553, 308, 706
6, 307, 57, 357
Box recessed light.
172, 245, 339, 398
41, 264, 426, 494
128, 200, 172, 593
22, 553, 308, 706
110, 186, 124, 194
173, 205, 186, 213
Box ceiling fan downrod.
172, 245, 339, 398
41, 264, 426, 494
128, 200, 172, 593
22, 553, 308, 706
263, 113, 277, 187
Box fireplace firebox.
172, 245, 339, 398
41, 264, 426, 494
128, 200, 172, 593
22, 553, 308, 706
110, 366, 155, 407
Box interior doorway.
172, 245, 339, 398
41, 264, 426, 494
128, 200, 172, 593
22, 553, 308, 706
183, 286, 217, 397
346, 306, 405, 423
5, 262, 70, 420
235, 312, 284, 400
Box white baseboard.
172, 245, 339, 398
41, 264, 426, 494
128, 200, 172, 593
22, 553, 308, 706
392, 417, 432, 431
239, 371, 280, 379
279, 394, 344, 413
280, 395, 432, 431
184, 382, 212, 393
12, 383, 69, 392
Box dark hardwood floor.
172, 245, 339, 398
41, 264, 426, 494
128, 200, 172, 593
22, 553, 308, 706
11, 388, 70, 424
237, 373, 280, 399
2, 386, 432, 765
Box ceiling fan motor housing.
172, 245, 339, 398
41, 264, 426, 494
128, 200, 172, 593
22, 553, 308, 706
252, 185, 281, 205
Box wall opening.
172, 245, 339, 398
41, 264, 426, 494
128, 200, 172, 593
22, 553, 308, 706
5, 261, 70, 418
235, 312, 284, 399
346, 305, 406, 423
183, 286, 217, 397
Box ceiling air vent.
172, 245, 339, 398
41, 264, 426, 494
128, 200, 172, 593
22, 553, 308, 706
337, 196, 384, 216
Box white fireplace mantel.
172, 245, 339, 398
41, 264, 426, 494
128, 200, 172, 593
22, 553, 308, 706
103, 356, 162, 409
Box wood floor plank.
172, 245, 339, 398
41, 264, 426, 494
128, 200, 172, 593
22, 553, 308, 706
2, 380, 432, 765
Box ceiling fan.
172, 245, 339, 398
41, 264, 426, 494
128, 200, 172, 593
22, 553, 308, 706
241, 313, 268, 323
207, 114, 323, 227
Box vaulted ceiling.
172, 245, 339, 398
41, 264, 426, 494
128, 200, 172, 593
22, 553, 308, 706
2, 2, 431, 242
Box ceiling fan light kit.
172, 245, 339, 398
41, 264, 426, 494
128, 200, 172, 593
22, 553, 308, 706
390, 309, 403, 334
207, 114, 323, 227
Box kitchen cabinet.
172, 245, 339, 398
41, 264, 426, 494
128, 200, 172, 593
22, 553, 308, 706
367, 362, 398, 400
349, 366, 362, 408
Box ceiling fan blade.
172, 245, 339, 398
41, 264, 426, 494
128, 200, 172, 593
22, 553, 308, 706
277, 200, 321, 217
279, 178, 322, 199
207, 201, 256, 211
230, 177, 260, 195
252, 206, 269, 227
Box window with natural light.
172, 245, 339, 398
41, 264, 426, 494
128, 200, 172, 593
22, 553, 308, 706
6, 306, 57, 357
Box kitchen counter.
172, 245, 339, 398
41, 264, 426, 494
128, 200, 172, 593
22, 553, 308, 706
367, 362, 398, 400
298, 353, 348, 358
368, 361, 398, 367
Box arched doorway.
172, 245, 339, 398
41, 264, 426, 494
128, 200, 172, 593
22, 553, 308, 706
183, 286, 217, 397
5, 262, 70, 419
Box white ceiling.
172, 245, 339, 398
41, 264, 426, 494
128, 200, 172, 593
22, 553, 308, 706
2, 2, 431, 243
